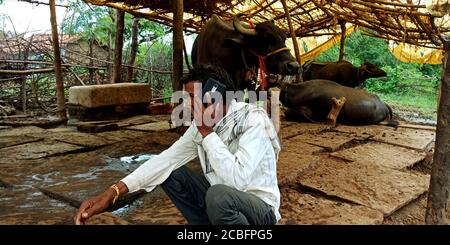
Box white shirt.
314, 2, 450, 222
121, 100, 282, 222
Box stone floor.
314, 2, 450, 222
0, 114, 439, 225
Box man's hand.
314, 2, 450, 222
193, 94, 218, 137
73, 190, 114, 225
74, 181, 128, 225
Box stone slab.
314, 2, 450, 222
334, 125, 386, 139
116, 115, 160, 127
299, 158, 430, 216
95, 130, 152, 143
331, 142, 427, 169
0, 188, 75, 225
46, 127, 78, 133
0, 187, 129, 225
280, 123, 327, 139
277, 141, 322, 185
0, 136, 42, 149
289, 131, 355, 151
0, 140, 84, 160
40, 169, 127, 203
97, 130, 179, 150
373, 127, 435, 150
0, 126, 46, 137
85, 212, 131, 225
77, 123, 119, 133
278, 188, 384, 224
48, 132, 112, 148
126, 121, 172, 132
280, 120, 297, 129
68, 83, 151, 108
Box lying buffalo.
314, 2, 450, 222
191, 14, 300, 91
302, 60, 387, 88
266, 75, 395, 125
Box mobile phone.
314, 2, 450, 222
202, 78, 226, 107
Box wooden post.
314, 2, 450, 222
49, 0, 66, 120
20, 35, 33, 113
338, 20, 346, 61
426, 37, 450, 224
183, 39, 192, 71
31, 75, 38, 106
20, 75, 26, 113
172, 0, 184, 92
106, 8, 115, 84
111, 10, 125, 84
127, 16, 140, 82
88, 38, 95, 84
281, 0, 303, 82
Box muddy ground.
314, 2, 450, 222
0, 112, 447, 225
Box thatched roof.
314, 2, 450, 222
84, 0, 450, 49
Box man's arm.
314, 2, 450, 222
201, 112, 273, 190
121, 124, 199, 193
74, 125, 199, 224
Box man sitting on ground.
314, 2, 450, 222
74, 64, 281, 225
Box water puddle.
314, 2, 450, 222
105, 153, 155, 173
111, 198, 145, 217
120, 154, 154, 165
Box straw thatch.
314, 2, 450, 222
83, 0, 450, 49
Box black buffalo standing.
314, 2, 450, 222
302, 60, 387, 88
267, 75, 395, 125
191, 14, 300, 91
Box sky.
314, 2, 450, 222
0, 0, 67, 35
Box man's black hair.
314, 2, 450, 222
181, 64, 235, 92
181, 64, 236, 105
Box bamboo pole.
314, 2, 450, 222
281, 0, 302, 82
127, 16, 140, 82
426, 36, 450, 224
338, 20, 346, 61
0, 59, 106, 70
49, 0, 66, 120
183, 38, 192, 71
172, 0, 184, 92
0, 68, 60, 75
20, 35, 33, 113
111, 10, 125, 83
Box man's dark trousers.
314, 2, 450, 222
161, 166, 276, 225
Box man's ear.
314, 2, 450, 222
223, 37, 246, 48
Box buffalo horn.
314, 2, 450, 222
233, 14, 257, 36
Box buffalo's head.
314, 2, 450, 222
360, 62, 387, 78
230, 14, 300, 76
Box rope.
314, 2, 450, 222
258, 56, 268, 91
255, 47, 292, 91
240, 17, 292, 92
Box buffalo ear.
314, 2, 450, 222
223, 37, 246, 48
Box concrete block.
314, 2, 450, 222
68, 83, 151, 108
